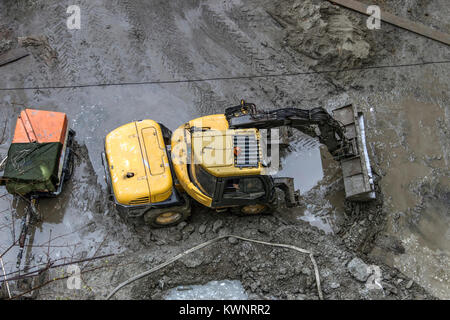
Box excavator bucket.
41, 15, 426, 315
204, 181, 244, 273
332, 105, 376, 201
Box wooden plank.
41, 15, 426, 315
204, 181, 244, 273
329, 0, 450, 46
0, 48, 29, 67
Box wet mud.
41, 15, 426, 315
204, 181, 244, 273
0, 0, 449, 299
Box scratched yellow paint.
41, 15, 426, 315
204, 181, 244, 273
105, 120, 172, 205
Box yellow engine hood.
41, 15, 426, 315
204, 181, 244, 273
105, 120, 172, 205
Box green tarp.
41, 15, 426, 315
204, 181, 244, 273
3, 142, 63, 195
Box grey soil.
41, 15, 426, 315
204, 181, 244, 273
0, 0, 448, 299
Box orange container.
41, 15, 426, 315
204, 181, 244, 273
12, 109, 68, 144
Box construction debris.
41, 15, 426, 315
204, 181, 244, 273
347, 257, 369, 282
17, 36, 57, 66
106, 235, 323, 300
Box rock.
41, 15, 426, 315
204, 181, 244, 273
294, 265, 302, 274
382, 282, 398, 295
347, 257, 369, 282
212, 220, 223, 233
301, 267, 311, 276
250, 281, 260, 292
198, 224, 207, 234
181, 252, 203, 268
174, 233, 182, 241
330, 282, 340, 289
228, 236, 238, 244
405, 280, 414, 289
286, 293, 295, 300
184, 225, 195, 234
218, 227, 230, 237
176, 222, 187, 230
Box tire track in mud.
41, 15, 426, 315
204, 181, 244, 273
119, 0, 196, 76
82, 1, 115, 84
44, 0, 150, 90
119, 0, 147, 43
199, 5, 275, 75
118, 0, 227, 114
116, 1, 274, 113
44, 1, 80, 86
111, 0, 149, 80
198, 2, 328, 110
114, 0, 332, 113
196, 5, 273, 108
189, 2, 287, 111
78, 1, 138, 85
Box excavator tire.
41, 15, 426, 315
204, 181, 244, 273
232, 198, 278, 216
144, 198, 191, 228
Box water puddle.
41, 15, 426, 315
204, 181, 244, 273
275, 134, 324, 194
271, 134, 339, 234
0, 154, 120, 283
299, 208, 334, 234
164, 280, 248, 300
362, 95, 450, 299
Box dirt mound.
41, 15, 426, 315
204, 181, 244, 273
269, 0, 373, 83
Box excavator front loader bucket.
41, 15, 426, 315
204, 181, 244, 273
332, 105, 376, 201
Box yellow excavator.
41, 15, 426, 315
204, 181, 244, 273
102, 100, 375, 228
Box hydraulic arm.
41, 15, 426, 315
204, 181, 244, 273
226, 101, 376, 201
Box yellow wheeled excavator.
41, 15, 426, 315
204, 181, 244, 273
102, 100, 375, 228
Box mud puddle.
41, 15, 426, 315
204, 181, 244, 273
276, 135, 324, 194
274, 134, 343, 234
0, 150, 121, 285
362, 95, 450, 299
0, 0, 448, 300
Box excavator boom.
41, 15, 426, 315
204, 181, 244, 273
226, 101, 376, 201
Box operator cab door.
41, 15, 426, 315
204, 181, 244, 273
213, 176, 270, 207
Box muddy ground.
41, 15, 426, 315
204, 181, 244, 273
0, 0, 448, 299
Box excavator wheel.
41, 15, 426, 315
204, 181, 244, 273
144, 198, 191, 228
232, 202, 275, 216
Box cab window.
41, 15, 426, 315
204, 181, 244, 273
223, 177, 265, 199
193, 164, 216, 197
